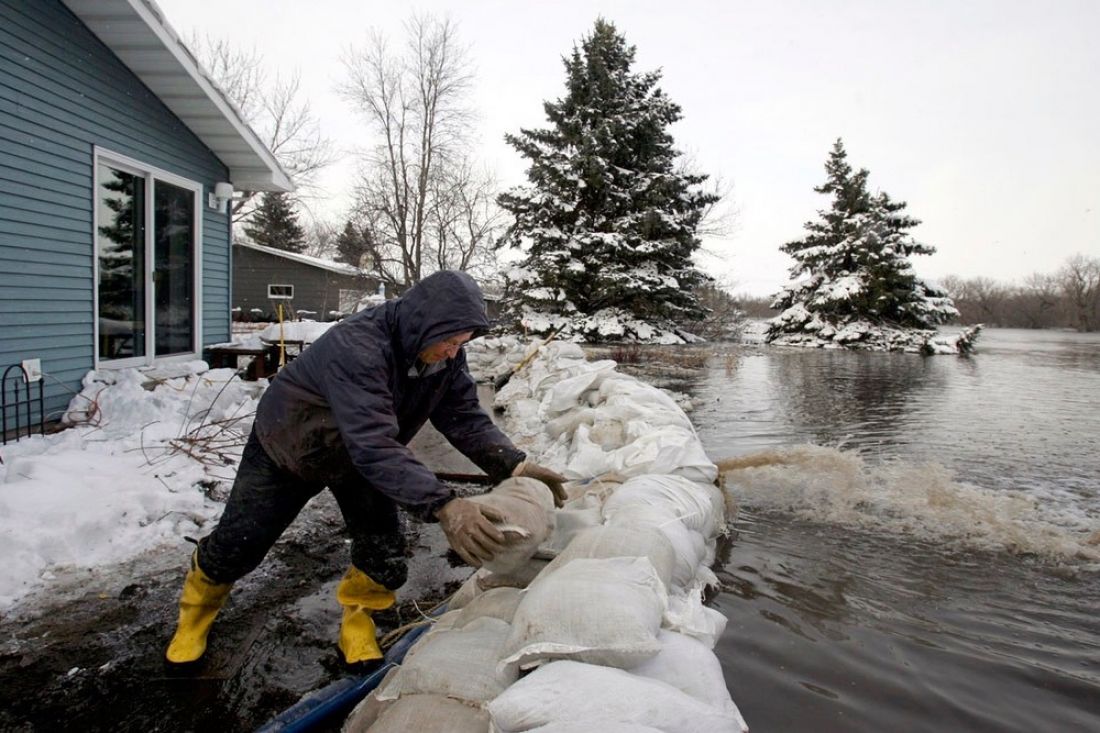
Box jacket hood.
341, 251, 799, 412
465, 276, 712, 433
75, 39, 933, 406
394, 270, 490, 359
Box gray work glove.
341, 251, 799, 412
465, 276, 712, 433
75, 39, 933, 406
513, 460, 568, 508
435, 498, 506, 567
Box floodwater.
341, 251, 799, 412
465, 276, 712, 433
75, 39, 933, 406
690, 329, 1100, 732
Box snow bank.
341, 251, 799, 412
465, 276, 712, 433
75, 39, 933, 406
347, 338, 746, 732
0, 365, 262, 609
766, 307, 982, 355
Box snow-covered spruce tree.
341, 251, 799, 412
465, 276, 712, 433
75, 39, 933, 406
243, 191, 306, 253
497, 19, 718, 343
767, 139, 967, 353
335, 220, 370, 268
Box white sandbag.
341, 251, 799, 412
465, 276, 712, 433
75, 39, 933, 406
566, 422, 718, 486
586, 415, 629, 449
539, 524, 678, 591
540, 504, 603, 555
604, 474, 726, 537
468, 477, 555, 575
448, 571, 484, 610
544, 407, 599, 440
342, 667, 398, 732
603, 503, 708, 591
450, 586, 524, 627
630, 629, 745, 729
501, 557, 665, 671
544, 361, 618, 414
366, 694, 488, 732
448, 560, 547, 613
478, 556, 550, 590
487, 660, 743, 733
430, 608, 464, 633
377, 617, 516, 703
598, 377, 692, 416
664, 589, 728, 648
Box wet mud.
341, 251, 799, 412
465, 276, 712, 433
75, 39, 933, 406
0, 491, 464, 733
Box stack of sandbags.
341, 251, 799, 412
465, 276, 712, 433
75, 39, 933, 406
343, 618, 514, 732
478, 343, 717, 487
349, 340, 747, 732
462, 336, 528, 383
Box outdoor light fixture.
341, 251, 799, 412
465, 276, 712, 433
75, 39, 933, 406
209, 181, 235, 214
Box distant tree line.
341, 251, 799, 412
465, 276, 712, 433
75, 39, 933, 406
940, 254, 1100, 331
736, 253, 1100, 332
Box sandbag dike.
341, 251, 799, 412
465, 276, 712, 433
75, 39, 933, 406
343, 339, 748, 732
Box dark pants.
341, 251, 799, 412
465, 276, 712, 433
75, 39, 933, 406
196, 430, 408, 590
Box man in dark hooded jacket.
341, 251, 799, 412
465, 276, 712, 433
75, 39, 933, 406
165, 270, 565, 666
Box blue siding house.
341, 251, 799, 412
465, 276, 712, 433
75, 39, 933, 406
0, 0, 292, 426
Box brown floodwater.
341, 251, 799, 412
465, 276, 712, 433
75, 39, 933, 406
692, 328, 1100, 732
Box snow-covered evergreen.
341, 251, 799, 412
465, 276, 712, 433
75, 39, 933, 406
243, 191, 307, 253
767, 139, 966, 353
335, 220, 370, 267
498, 19, 718, 344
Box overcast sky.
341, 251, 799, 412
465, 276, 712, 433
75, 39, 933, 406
157, 0, 1098, 296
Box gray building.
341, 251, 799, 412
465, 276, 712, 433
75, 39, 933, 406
232, 241, 383, 321
0, 0, 292, 423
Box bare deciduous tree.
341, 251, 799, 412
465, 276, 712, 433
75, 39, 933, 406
340, 14, 494, 286
189, 35, 335, 223
303, 218, 339, 260
1018, 271, 1063, 328
1059, 254, 1100, 331
941, 275, 1009, 324
427, 161, 503, 278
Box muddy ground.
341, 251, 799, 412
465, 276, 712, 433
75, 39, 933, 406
0, 421, 485, 733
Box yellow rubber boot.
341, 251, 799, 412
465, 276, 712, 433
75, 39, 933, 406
165, 554, 232, 664
336, 567, 396, 664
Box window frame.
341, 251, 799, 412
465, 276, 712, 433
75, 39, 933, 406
92, 147, 204, 369
267, 284, 294, 300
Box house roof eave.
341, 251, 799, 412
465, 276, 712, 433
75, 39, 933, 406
62, 0, 294, 193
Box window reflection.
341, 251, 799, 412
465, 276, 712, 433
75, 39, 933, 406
155, 181, 195, 356
97, 167, 145, 358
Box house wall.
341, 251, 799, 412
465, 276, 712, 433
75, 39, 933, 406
0, 0, 232, 423
232, 245, 376, 320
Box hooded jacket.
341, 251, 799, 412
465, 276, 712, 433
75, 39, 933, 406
254, 270, 525, 518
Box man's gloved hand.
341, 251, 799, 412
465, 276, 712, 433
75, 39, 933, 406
434, 498, 506, 567
513, 460, 568, 508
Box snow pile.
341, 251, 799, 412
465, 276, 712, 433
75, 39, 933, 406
0, 365, 262, 608
354, 283, 389, 313
346, 339, 746, 732
515, 306, 698, 345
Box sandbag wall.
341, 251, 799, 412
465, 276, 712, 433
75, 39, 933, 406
344, 339, 747, 732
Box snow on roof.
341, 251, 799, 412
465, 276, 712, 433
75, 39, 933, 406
62, 0, 293, 192
236, 240, 365, 277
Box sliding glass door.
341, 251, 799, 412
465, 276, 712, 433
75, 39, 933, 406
95, 152, 201, 365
